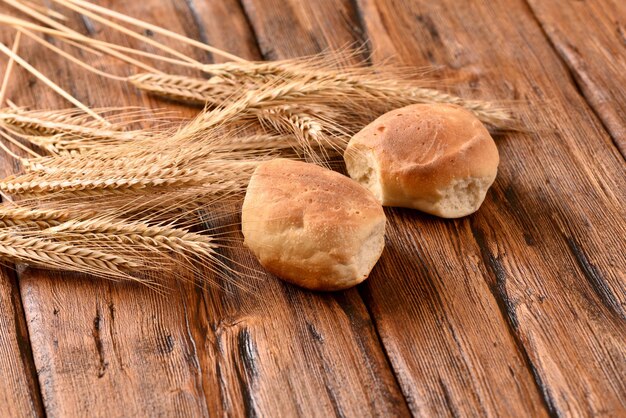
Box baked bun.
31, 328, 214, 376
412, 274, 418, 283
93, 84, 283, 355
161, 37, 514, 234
241, 159, 386, 291
344, 104, 499, 218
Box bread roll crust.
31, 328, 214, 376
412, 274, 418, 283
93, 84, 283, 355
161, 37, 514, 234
344, 104, 499, 218
241, 159, 386, 291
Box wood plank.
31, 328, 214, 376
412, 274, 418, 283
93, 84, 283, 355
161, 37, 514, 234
0, 267, 44, 418
20, 269, 214, 417
239, 0, 553, 416
526, 0, 626, 156
354, 0, 626, 416
181, 241, 409, 416
2, 1, 409, 416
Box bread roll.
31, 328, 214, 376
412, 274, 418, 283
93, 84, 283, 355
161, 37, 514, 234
241, 159, 386, 291
344, 103, 499, 218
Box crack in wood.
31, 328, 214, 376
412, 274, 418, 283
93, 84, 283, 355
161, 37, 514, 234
237, 328, 259, 381
7, 267, 47, 417
565, 236, 625, 319
470, 223, 561, 417
106, 299, 124, 371
233, 328, 259, 418
471, 225, 520, 330
176, 279, 210, 415
438, 378, 462, 418
92, 310, 108, 378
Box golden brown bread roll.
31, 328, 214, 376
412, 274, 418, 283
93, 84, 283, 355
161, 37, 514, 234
344, 103, 499, 218
241, 159, 386, 291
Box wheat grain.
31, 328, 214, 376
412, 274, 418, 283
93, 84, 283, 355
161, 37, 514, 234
0, 107, 183, 159
1, 168, 206, 195
48, 218, 217, 257
0, 109, 143, 150
0, 232, 140, 279
1, 159, 260, 197
0, 206, 70, 229
128, 73, 234, 106
130, 70, 515, 132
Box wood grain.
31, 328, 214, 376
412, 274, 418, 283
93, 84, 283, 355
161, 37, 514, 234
179, 236, 409, 416
0, 267, 43, 418
355, 0, 626, 416
0, 0, 624, 416
240, 0, 554, 416
1, 1, 409, 416
20, 270, 215, 417
526, 0, 626, 156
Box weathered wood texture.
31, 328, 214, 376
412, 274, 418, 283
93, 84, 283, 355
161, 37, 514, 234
0, 0, 624, 417
526, 0, 626, 155
240, 0, 550, 416
0, 267, 43, 418
1, 1, 408, 417
355, 0, 626, 416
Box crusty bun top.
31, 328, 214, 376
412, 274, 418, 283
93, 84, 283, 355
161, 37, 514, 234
241, 159, 386, 291
344, 103, 499, 218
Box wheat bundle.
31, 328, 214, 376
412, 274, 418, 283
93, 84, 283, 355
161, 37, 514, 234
0, 0, 521, 288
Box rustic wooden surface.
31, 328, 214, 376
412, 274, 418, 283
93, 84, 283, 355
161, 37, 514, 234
526, 0, 626, 155
0, 0, 624, 417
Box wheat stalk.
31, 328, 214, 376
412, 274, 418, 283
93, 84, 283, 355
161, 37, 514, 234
48, 218, 217, 257
129, 68, 515, 131
0, 206, 70, 229
0, 108, 156, 156
1, 158, 260, 197
0, 232, 140, 279
128, 73, 234, 107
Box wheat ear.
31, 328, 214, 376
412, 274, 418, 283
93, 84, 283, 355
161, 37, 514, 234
48, 218, 217, 258
0, 109, 150, 155
0, 168, 207, 196
0, 206, 71, 229
204, 58, 516, 130
1, 159, 261, 197
0, 232, 140, 279
128, 73, 234, 107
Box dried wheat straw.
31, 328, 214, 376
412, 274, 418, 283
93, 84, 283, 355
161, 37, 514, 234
0, 1, 520, 286
0, 232, 139, 278
1, 158, 261, 197
128, 73, 234, 106
48, 218, 217, 257
0, 206, 69, 229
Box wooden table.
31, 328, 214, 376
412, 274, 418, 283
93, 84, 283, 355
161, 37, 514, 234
0, 1, 624, 416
